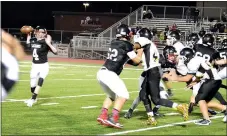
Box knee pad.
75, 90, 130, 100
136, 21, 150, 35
38, 78, 44, 87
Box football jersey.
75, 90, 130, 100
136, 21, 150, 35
193, 44, 217, 63
103, 39, 134, 75
187, 56, 221, 80
134, 37, 160, 71
216, 48, 227, 67
173, 41, 185, 54
31, 38, 51, 64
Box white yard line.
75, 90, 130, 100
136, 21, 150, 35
41, 103, 59, 106
18, 78, 140, 82
2, 91, 139, 103
19, 62, 143, 71
81, 106, 98, 109
103, 115, 224, 135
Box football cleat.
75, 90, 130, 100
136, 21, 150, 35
146, 115, 157, 126
194, 119, 211, 126
177, 104, 189, 121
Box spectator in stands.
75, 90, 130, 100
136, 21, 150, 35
152, 25, 157, 36
221, 12, 227, 22
193, 8, 200, 23
143, 9, 154, 19
185, 7, 191, 23
95, 18, 101, 25
164, 25, 169, 40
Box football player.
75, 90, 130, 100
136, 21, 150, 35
1, 29, 25, 101
24, 26, 58, 107
96, 24, 143, 129
165, 31, 185, 96
164, 48, 227, 125
132, 28, 188, 126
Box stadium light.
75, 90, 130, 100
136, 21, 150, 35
83, 3, 89, 12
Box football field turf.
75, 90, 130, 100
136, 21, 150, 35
2, 61, 226, 135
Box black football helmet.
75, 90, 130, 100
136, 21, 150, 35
222, 39, 227, 49
198, 30, 206, 37
137, 28, 153, 40
186, 33, 199, 48
202, 34, 214, 46
116, 24, 130, 39
180, 48, 195, 64
163, 46, 178, 64
166, 31, 180, 46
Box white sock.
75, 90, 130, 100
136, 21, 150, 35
172, 103, 178, 109
147, 112, 154, 117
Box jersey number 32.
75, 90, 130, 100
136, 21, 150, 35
107, 48, 118, 61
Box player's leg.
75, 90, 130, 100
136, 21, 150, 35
97, 68, 128, 128
194, 79, 222, 125
163, 80, 173, 96
148, 67, 188, 121
96, 69, 116, 125
106, 74, 129, 129
26, 63, 38, 102
26, 63, 49, 107
124, 72, 145, 119
153, 80, 169, 116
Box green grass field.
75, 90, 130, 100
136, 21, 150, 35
2, 61, 226, 135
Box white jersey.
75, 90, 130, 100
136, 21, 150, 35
173, 41, 185, 55
1, 47, 19, 101
197, 38, 203, 44
187, 56, 221, 80
176, 58, 189, 76
134, 37, 160, 71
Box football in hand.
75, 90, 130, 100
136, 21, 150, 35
20, 26, 33, 34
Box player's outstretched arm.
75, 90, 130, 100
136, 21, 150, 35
128, 48, 143, 64
215, 59, 227, 65
45, 34, 58, 55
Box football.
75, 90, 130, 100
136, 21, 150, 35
20, 25, 33, 34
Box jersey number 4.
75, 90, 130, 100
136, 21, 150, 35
195, 52, 210, 61
107, 48, 118, 61
33, 49, 39, 60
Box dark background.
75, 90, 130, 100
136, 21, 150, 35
1, 1, 196, 30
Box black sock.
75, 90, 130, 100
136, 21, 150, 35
32, 93, 38, 100
214, 92, 227, 105
128, 108, 133, 113
144, 104, 152, 113
188, 102, 194, 113
167, 89, 172, 92
153, 106, 160, 113
31, 87, 36, 94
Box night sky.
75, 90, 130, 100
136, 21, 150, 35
1, 1, 196, 30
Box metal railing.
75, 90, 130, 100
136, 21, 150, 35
98, 5, 226, 39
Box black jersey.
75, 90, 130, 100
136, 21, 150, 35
213, 48, 227, 67
103, 39, 134, 75
31, 38, 51, 64
193, 44, 217, 62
